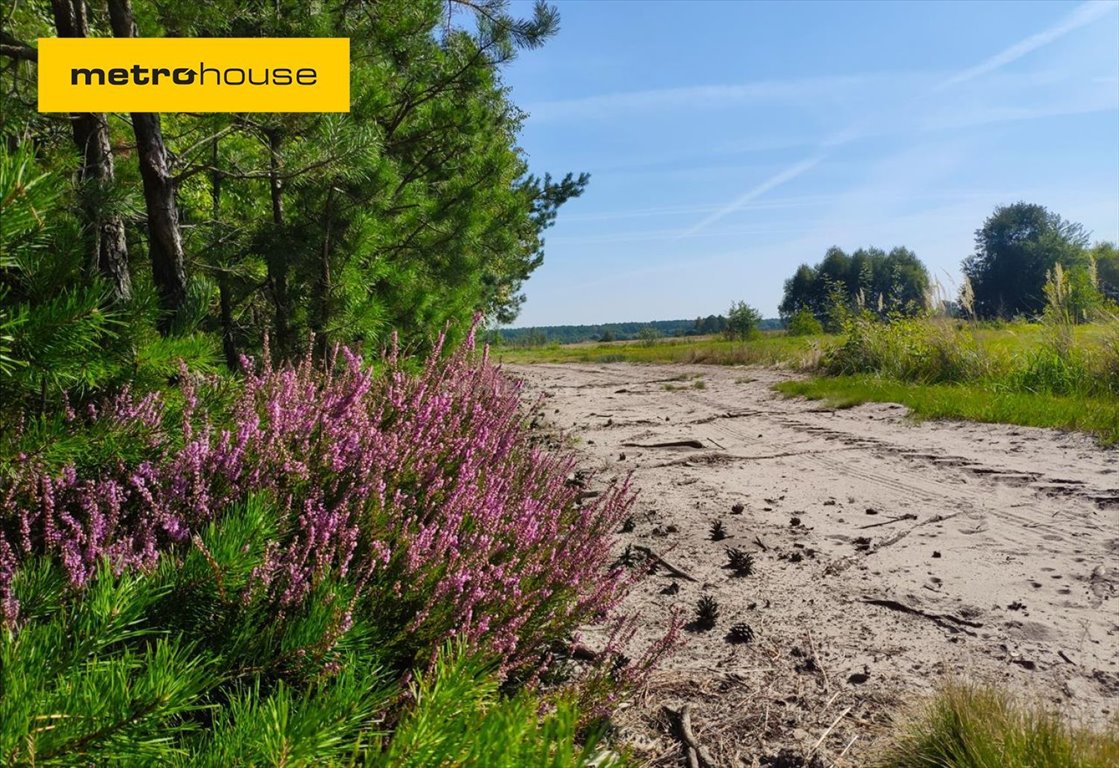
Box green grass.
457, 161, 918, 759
969, 322, 1113, 360
496, 322, 1109, 370
873, 684, 1119, 768
375, 648, 617, 767
494, 331, 825, 367
775, 375, 1119, 445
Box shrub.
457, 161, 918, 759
0, 503, 396, 766
0, 531, 622, 766
0, 329, 669, 764
818, 308, 1119, 403
911, 320, 987, 384
724, 301, 762, 341
0, 331, 634, 674
785, 308, 823, 336
822, 314, 985, 385
1005, 347, 1090, 395
820, 312, 896, 376
637, 326, 661, 346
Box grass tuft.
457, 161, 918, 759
873, 683, 1119, 768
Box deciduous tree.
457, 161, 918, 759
962, 202, 1089, 319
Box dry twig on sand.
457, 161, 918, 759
666, 704, 715, 768
807, 630, 831, 694
835, 734, 859, 764
858, 513, 917, 529
622, 439, 707, 449
809, 705, 852, 756
634, 545, 699, 582
861, 597, 983, 635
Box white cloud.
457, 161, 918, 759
559, 195, 837, 223
920, 99, 1118, 133
524, 73, 909, 122
551, 223, 810, 246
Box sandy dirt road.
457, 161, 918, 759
508, 362, 1119, 767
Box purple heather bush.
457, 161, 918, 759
0, 328, 635, 672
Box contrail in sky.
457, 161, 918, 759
682, 0, 1117, 238
937, 0, 1117, 90
679, 155, 824, 237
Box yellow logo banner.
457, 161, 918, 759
38, 37, 349, 113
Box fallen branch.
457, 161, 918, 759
858, 513, 917, 529
827, 512, 964, 574
634, 545, 699, 582
666, 704, 714, 768
874, 511, 963, 551
622, 439, 706, 449
862, 597, 982, 636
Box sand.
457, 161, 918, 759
507, 362, 1119, 767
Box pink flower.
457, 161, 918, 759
0, 331, 636, 676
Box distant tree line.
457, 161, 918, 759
777, 202, 1118, 327
1097, 243, 1119, 303
497, 315, 782, 346
779, 246, 930, 329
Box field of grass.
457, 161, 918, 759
968, 322, 1114, 358
496, 322, 1109, 368
495, 332, 826, 367
775, 376, 1119, 445
498, 321, 1119, 443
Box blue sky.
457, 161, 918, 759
499, 0, 1119, 326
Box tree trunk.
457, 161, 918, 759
49, 0, 131, 302
107, 0, 187, 332
210, 138, 238, 370
218, 274, 237, 369
131, 112, 187, 329
264, 127, 293, 358
312, 187, 334, 361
